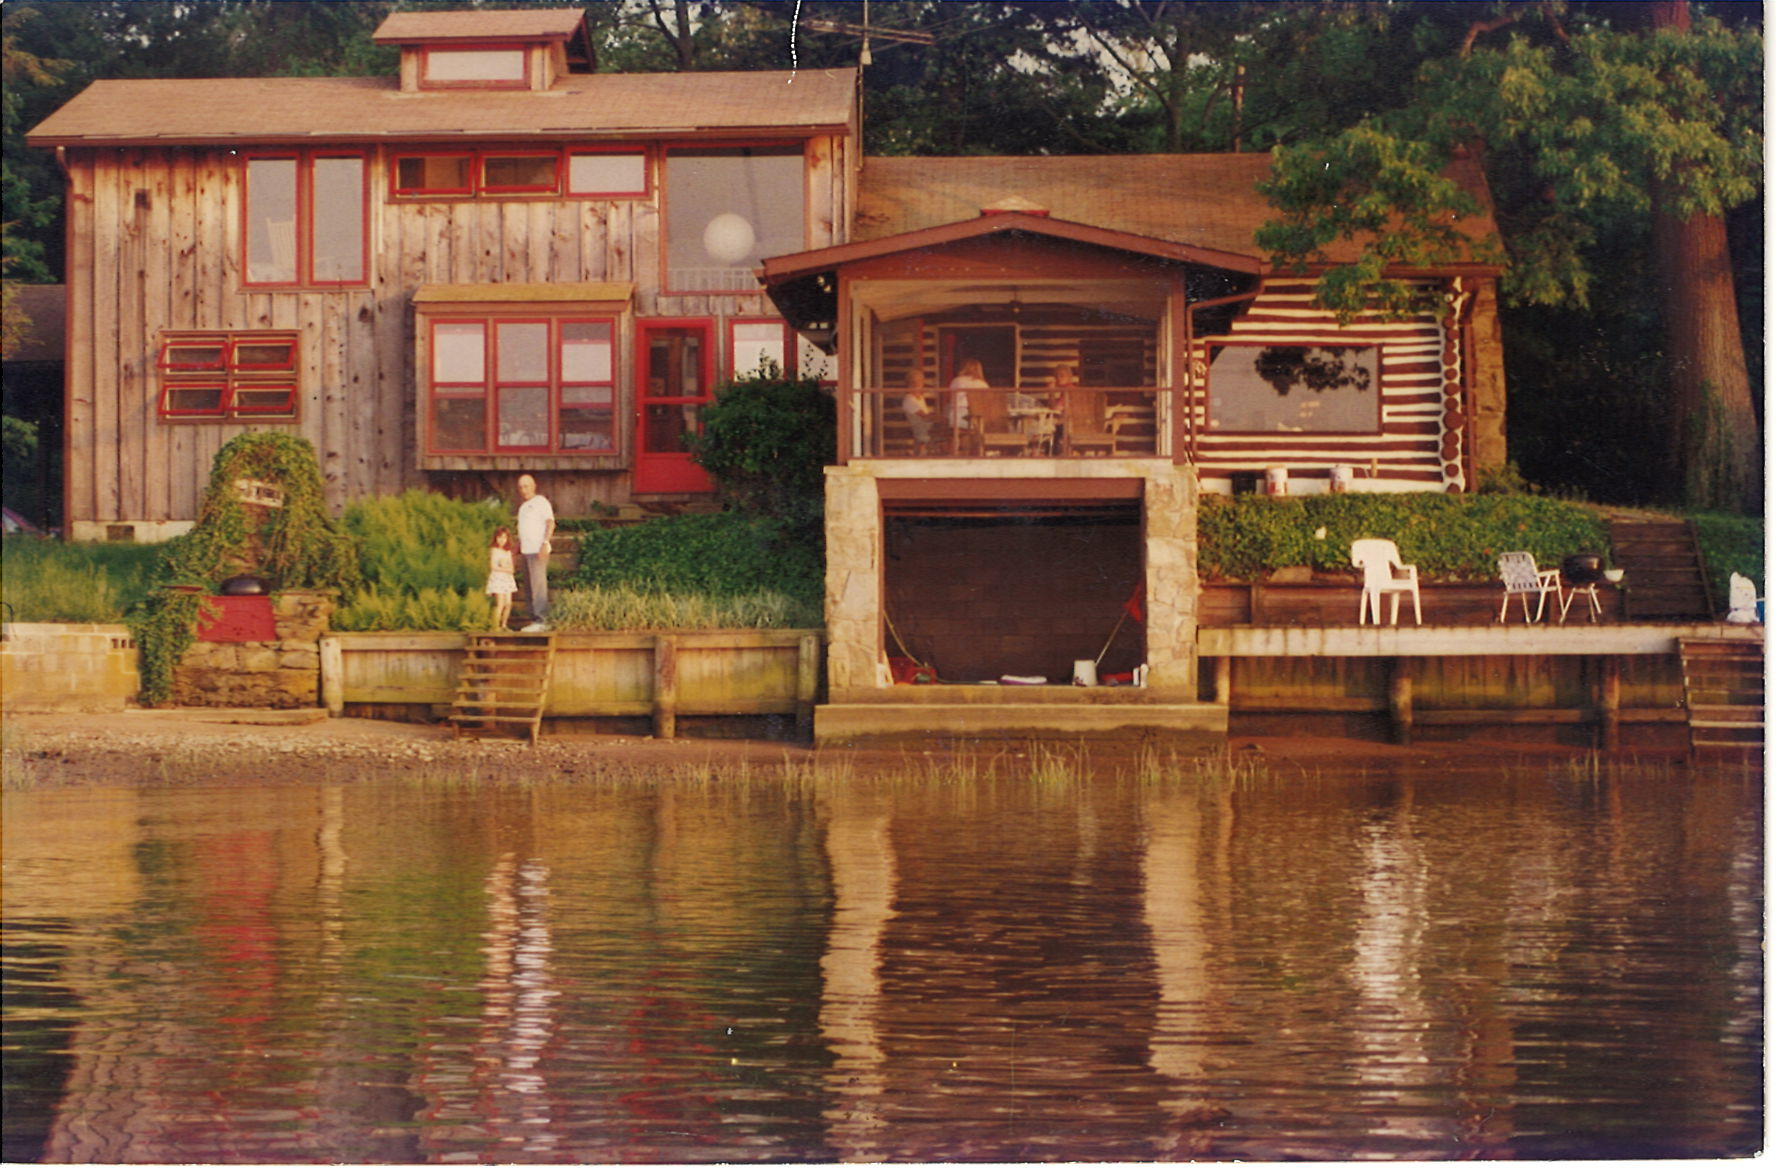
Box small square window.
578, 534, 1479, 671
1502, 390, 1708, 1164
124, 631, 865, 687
424, 47, 527, 87
482, 154, 559, 194
568, 151, 647, 196
395, 154, 473, 197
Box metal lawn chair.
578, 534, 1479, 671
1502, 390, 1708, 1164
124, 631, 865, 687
1496, 552, 1561, 623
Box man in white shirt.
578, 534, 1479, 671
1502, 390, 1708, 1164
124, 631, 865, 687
515, 474, 555, 631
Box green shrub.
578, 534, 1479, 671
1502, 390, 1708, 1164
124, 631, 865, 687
0, 536, 161, 622
344, 489, 505, 594
1198, 493, 1612, 580
331, 584, 494, 632
1692, 512, 1765, 600
549, 585, 819, 631
569, 512, 822, 607
688, 371, 833, 537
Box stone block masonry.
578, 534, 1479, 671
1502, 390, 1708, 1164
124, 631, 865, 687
0, 623, 140, 713
172, 591, 335, 709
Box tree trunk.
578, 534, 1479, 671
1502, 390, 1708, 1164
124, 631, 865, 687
1650, 0, 1761, 513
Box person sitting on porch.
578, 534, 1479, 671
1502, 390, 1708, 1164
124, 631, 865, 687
900, 369, 937, 455
949, 358, 988, 430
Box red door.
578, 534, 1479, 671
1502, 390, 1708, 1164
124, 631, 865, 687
635, 321, 714, 494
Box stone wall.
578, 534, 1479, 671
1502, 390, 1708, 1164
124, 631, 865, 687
0, 623, 139, 713
172, 591, 334, 709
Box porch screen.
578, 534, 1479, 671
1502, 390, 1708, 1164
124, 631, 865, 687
664, 146, 804, 293
1205, 343, 1379, 433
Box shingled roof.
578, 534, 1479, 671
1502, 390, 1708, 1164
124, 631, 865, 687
28, 68, 858, 148
854, 154, 1500, 268
372, 8, 588, 43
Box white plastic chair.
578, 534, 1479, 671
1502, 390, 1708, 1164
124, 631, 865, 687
1726, 572, 1763, 623
1352, 538, 1421, 625
1496, 552, 1561, 623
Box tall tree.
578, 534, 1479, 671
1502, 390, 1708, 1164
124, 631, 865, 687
1257, 1, 1762, 512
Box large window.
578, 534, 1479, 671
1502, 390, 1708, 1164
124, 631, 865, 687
244, 153, 367, 287
392, 146, 648, 200
426, 316, 617, 455
157, 331, 299, 420
421, 46, 528, 88
728, 319, 794, 380
665, 145, 805, 293
1205, 343, 1380, 433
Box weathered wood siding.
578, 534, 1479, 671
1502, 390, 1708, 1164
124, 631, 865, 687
1192, 278, 1470, 491
63, 137, 850, 534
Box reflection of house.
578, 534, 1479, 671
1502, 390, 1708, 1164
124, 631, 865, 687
31, 8, 1512, 738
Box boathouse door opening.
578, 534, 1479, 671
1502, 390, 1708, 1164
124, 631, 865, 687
882, 498, 1144, 686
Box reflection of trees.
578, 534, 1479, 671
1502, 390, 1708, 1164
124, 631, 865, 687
1253, 346, 1372, 396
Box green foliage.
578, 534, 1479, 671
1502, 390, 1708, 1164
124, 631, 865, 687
689, 371, 834, 537
548, 585, 819, 632
344, 489, 504, 595
569, 512, 823, 608
1197, 493, 1612, 581
0, 535, 160, 621
330, 584, 493, 633
1691, 512, 1764, 600
2, 413, 37, 463
131, 432, 357, 704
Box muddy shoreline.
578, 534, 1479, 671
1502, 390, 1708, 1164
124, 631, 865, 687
1, 708, 1670, 789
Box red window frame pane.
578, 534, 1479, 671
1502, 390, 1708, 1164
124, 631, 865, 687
480, 152, 561, 196
232, 338, 298, 372
492, 319, 553, 452
158, 338, 227, 371
558, 318, 616, 453
566, 149, 649, 197
393, 152, 475, 198
420, 45, 529, 90
229, 381, 299, 417
727, 319, 795, 381
159, 380, 229, 418
428, 320, 490, 455
307, 154, 368, 285
243, 154, 301, 288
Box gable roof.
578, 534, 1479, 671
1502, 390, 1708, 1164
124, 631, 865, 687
372, 9, 588, 44
27, 68, 858, 148
855, 153, 1501, 268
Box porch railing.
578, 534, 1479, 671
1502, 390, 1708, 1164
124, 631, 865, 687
843, 385, 1179, 461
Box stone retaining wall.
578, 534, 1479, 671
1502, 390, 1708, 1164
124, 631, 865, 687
0, 623, 140, 713
172, 591, 334, 709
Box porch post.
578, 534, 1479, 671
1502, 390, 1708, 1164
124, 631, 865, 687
1142, 462, 1200, 697
824, 464, 888, 699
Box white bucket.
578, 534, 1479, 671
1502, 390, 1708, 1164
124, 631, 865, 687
1072, 659, 1098, 687
1265, 467, 1289, 496
1329, 465, 1354, 494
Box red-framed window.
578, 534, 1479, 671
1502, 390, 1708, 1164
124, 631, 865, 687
392, 146, 649, 201
157, 332, 299, 420
243, 152, 367, 288
727, 319, 795, 381
420, 45, 529, 89
663, 144, 807, 294
424, 315, 618, 456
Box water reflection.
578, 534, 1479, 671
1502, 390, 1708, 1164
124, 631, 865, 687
1, 765, 1761, 1162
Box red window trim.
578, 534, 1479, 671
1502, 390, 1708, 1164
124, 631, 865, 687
393, 150, 474, 198
423, 315, 620, 457
565, 147, 651, 197
419, 43, 531, 90
241, 151, 368, 290
1201, 340, 1384, 436
480, 151, 562, 197
726, 318, 796, 381
661, 142, 810, 297
157, 332, 300, 421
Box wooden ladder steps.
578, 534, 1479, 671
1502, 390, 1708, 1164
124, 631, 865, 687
1679, 638, 1764, 760
450, 632, 556, 745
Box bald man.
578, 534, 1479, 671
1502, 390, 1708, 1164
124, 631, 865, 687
515, 474, 555, 631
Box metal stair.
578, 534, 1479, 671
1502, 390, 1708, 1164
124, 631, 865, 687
1678, 637, 1764, 761
1609, 517, 1714, 620
450, 632, 555, 746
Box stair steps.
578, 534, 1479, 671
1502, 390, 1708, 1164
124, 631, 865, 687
1609, 518, 1715, 620
450, 632, 555, 746
1679, 638, 1765, 761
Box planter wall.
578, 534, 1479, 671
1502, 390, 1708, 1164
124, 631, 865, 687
0, 623, 139, 713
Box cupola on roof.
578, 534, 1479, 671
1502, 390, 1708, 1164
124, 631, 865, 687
373, 8, 595, 92
371, 8, 590, 46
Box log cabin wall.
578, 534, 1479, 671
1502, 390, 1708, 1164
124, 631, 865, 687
61, 134, 850, 537
1191, 278, 1469, 493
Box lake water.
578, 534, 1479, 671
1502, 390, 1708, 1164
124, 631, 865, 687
2, 758, 1762, 1162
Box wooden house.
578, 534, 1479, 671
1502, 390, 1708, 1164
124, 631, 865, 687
31, 8, 1515, 739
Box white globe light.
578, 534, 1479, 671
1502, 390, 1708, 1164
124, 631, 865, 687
703, 212, 756, 264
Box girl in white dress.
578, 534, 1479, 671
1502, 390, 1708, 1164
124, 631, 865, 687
486, 527, 518, 630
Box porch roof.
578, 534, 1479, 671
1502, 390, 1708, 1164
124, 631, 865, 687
854, 153, 1502, 268
27, 68, 858, 147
